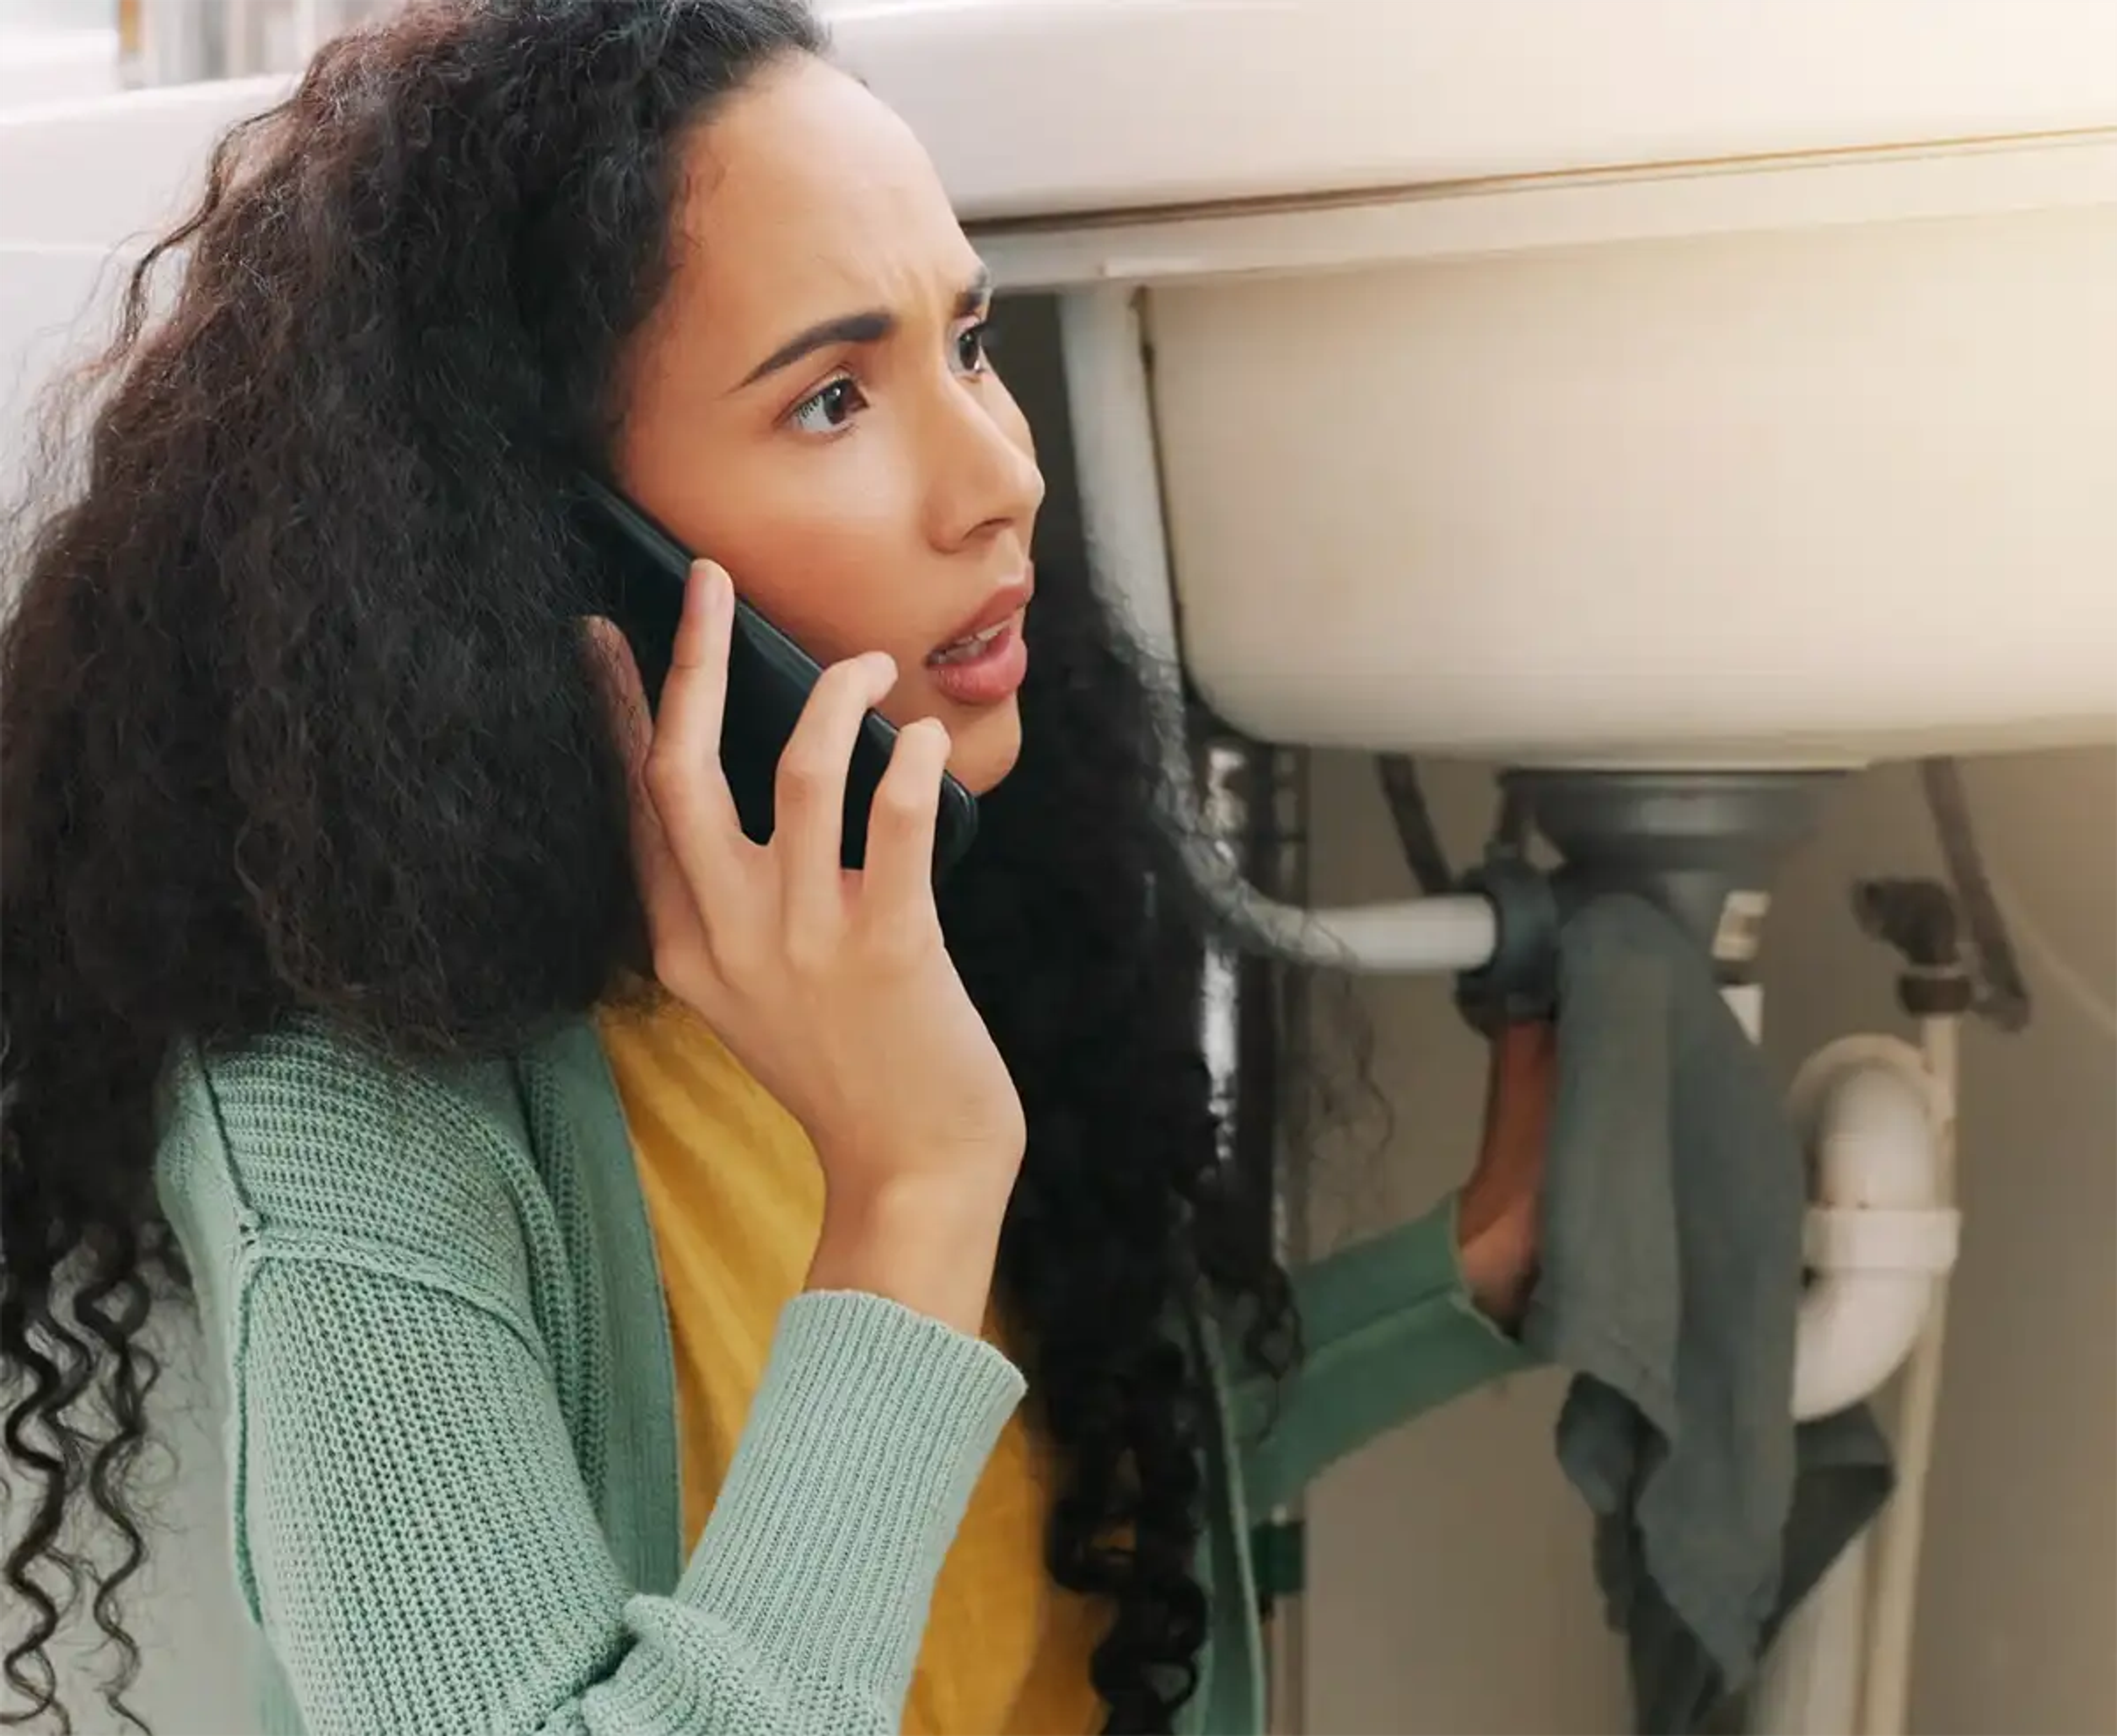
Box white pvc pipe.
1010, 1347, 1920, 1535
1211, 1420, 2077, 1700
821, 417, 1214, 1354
1189, 864, 1500, 975
1789, 1036, 1960, 1422
1056, 283, 1498, 978
1757, 1029, 1960, 1736
1712, 1010, 1960, 1423
1856, 1015, 1962, 1736
1751, 1540, 1874, 1736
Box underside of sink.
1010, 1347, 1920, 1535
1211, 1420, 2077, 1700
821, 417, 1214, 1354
1146, 203, 2117, 768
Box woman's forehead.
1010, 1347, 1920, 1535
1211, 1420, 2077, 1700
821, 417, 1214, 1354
664, 55, 979, 366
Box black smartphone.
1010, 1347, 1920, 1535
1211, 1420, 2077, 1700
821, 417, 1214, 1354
574, 474, 979, 881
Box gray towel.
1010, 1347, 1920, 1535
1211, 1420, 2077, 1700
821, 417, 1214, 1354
1519, 895, 1896, 1735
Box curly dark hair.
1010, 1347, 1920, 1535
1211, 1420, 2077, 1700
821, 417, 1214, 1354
0, 2, 1300, 1730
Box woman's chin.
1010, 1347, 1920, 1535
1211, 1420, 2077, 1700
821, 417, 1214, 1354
945, 699, 1023, 798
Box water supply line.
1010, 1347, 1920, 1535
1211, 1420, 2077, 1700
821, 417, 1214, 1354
1833, 782, 2050, 1736
1857, 1012, 1959, 1736
1840, 868, 1986, 1736
1919, 759, 2030, 1031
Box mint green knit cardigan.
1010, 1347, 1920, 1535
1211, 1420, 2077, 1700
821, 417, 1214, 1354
154, 1016, 1529, 1735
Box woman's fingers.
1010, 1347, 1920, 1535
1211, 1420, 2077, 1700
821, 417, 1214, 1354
644, 560, 749, 915
605, 552, 955, 996
861, 717, 950, 921
776, 652, 898, 937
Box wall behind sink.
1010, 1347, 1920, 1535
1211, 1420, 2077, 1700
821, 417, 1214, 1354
1295, 747, 2114, 1735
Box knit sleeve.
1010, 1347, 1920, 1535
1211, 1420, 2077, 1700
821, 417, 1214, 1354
233, 1256, 1020, 1736
1231, 1192, 1534, 1514
159, 1038, 1023, 1736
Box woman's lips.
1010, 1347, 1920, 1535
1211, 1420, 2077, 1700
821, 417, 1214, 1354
923, 610, 1028, 706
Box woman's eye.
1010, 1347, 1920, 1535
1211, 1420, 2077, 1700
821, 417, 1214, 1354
788, 376, 866, 435
954, 319, 992, 376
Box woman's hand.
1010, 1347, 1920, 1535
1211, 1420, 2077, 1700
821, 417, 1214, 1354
1457, 1020, 1555, 1331
589, 561, 1025, 1335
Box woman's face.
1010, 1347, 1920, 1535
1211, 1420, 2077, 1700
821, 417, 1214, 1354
614, 53, 1045, 797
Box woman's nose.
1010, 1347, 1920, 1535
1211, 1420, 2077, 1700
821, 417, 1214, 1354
925, 386, 1045, 552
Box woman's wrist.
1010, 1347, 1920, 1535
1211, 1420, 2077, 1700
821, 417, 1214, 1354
1457, 1020, 1554, 1331
806, 1178, 1009, 1337
1457, 1200, 1538, 1331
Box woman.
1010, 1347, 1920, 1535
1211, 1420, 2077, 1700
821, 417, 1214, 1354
0, 3, 1552, 1732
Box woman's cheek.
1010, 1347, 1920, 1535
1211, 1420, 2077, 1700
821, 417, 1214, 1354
735, 539, 902, 670
695, 440, 921, 667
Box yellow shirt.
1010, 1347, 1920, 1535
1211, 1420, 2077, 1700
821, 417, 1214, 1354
596, 997, 1108, 1736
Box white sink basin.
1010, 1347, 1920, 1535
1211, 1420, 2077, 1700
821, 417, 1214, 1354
1139, 194, 2117, 768
4, 0, 2115, 768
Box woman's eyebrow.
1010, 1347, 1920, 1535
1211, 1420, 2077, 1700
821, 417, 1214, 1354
735, 263, 993, 390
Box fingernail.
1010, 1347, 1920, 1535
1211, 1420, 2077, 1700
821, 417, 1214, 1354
693, 560, 729, 608
866, 651, 899, 687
